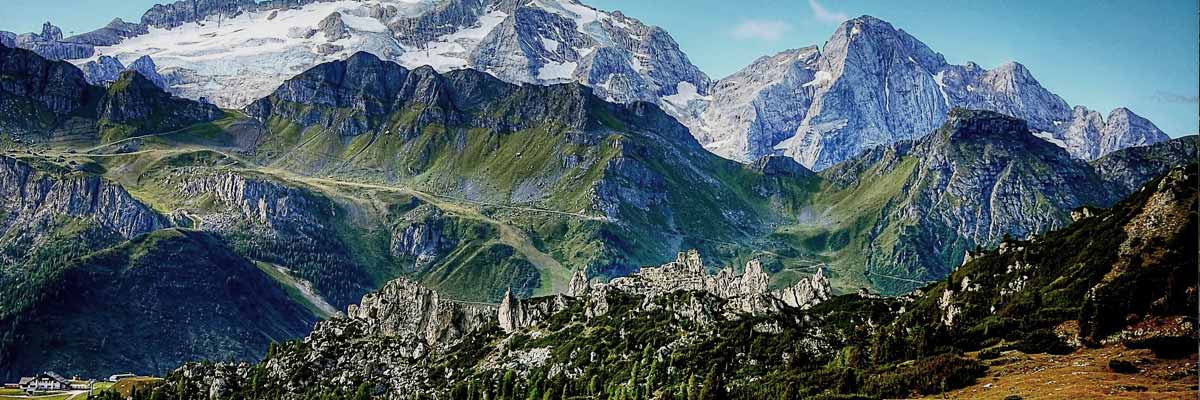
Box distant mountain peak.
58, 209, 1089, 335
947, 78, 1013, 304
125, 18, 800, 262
692, 14, 1167, 169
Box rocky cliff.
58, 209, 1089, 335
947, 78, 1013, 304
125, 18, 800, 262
1, 22, 94, 61
0, 155, 169, 240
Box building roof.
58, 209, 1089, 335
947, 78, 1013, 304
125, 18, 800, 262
40, 371, 70, 384
18, 377, 32, 385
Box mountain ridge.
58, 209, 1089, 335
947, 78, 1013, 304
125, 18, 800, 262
0, 6, 1171, 169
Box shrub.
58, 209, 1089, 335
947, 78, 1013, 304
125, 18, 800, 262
1108, 359, 1139, 374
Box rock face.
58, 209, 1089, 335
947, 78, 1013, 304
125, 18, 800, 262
0, 156, 170, 240
347, 278, 495, 349
775, 267, 832, 309
498, 288, 569, 332
63, 18, 148, 46
1, 22, 95, 61
79, 55, 126, 85
389, 207, 454, 270
579, 250, 833, 316
694, 16, 1169, 168
126, 55, 170, 89
172, 169, 320, 229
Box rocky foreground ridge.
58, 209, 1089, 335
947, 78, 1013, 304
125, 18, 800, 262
353, 249, 833, 350
156, 164, 1196, 399
170, 251, 832, 397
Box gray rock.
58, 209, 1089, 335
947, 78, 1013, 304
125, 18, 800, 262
80, 55, 126, 85
66, 18, 148, 46
127, 55, 170, 89
7, 22, 95, 60
347, 278, 495, 349
317, 12, 350, 42
0, 156, 170, 240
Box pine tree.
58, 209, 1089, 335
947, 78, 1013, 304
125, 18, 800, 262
353, 382, 371, 400
697, 367, 725, 400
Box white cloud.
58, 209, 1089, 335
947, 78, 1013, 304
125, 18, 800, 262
808, 0, 848, 24
732, 19, 792, 41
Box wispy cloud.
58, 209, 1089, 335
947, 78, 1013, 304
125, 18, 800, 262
808, 0, 848, 24
732, 19, 792, 41
1152, 90, 1199, 104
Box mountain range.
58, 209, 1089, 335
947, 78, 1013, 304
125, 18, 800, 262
0, 0, 1194, 393
0, 2, 1171, 169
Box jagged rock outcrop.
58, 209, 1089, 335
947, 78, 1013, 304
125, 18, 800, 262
139, 0, 277, 29
390, 207, 454, 270
0, 156, 169, 240
170, 169, 320, 229
567, 268, 589, 297
774, 267, 832, 309
126, 55, 169, 89
694, 16, 1169, 168
498, 288, 570, 333
80, 55, 125, 85
1, 22, 95, 61
579, 250, 832, 316
317, 13, 350, 42
347, 278, 495, 348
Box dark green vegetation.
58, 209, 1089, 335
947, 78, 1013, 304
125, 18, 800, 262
0, 227, 316, 381
113, 164, 1197, 399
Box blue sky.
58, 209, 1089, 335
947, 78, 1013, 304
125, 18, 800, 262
2, 0, 1196, 136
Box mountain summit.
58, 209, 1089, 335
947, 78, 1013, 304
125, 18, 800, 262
692, 15, 1169, 168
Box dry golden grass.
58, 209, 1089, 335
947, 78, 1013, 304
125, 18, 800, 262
932, 346, 1197, 399
111, 377, 162, 397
